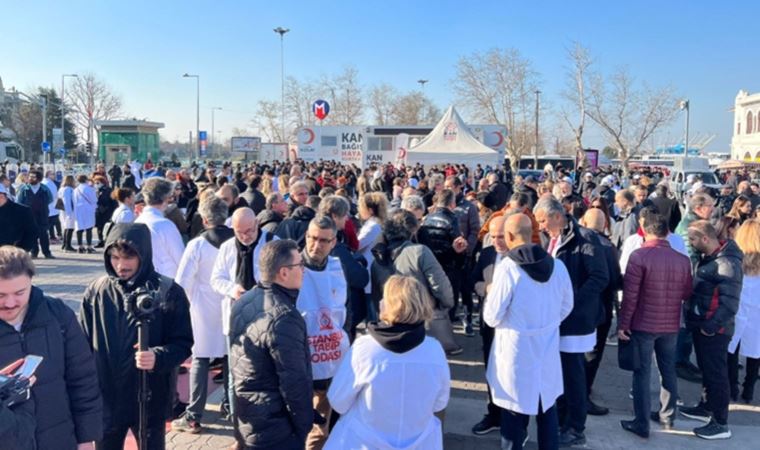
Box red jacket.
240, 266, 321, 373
619, 239, 693, 334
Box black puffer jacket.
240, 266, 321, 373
229, 283, 313, 448
95, 185, 118, 228
543, 217, 610, 336
79, 223, 193, 428
0, 287, 102, 449
257, 209, 284, 234
275, 206, 316, 249
0, 401, 35, 450
685, 240, 743, 336
417, 208, 462, 270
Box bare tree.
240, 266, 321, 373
285, 76, 320, 131
586, 67, 679, 170
66, 73, 123, 144
326, 66, 364, 125
252, 100, 284, 142
368, 83, 399, 125
561, 42, 593, 167
391, 92, 440, 125
453, 48, 540, 170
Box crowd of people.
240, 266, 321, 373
0, 156, 759, 449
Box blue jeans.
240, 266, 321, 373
630, 331, 678, 431
500, 402, 558, 450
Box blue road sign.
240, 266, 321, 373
41, 141, 51, 152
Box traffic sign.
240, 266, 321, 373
58, 148, 66, 156
41, 141, 51, 153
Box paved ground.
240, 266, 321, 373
35, 247, 760, 449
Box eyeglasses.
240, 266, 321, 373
306, 235, 335, 245
281, 262, 305, 270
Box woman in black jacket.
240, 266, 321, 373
94, 175, 118, 248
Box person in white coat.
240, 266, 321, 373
210, 207, 277, 417
728, 220, 760, 403
58, 175, 77, 252
618, 206, 688, 273
357, 192, 388, 305
172, 196, 234, 433
325, 275, 450, 450
42, 170, 61, 242
484, 213, 574, 450
298, 215, 350, 449
110, 187, 136, 224
135, 178, 185, 278
73, 174, 98, 253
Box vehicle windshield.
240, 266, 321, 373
688, 171, 719, 185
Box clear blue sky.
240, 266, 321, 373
3, 0, 755, 152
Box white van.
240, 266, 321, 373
668, 156, 722, 200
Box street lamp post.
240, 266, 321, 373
211, 107, 222, 155
274, 27, 290, 142
680, 99, 690, 158
417, 79, 428, 91
61, 74, 78, 160
183, 73, 200, 161
534, 89, 541, 169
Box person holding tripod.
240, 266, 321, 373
79, 223, 193, 449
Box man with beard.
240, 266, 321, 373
79, 223, 193, 449
16, 170, 54, 259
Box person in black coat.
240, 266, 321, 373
0, 246, 103, 449
230, 239, 313, 449
275, 202, 317, 250
241, 174, 266, 215
0, 185, 37, 251
121, 168, 137, 191
94, 178, 118, 248
579, 208, 623, 416
534, 197, 609, 447
79, 223, 193, 450
108, 164, 122, 188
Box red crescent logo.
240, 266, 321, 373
491, 131, 504, 148
303, 128, 315, 145
398, 147, 407, 159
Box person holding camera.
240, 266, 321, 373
79, 223, 193, 450
0, 245, 103, 449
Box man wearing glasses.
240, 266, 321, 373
211, 207, 278, 422
229, 239, 313, 449
298, 215, 350, 449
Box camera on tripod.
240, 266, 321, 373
127, 286, 160, 320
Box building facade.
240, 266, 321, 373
731, 90, 760, 162
96, 120, 164, 166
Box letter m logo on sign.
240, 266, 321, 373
312, 99, 330, 121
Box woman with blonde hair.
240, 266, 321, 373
728, 219, 760, 403
325, 275, 450, 449
260, 176, 274, 196
57, 175, 77, 252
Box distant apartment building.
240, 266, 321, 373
731, 90, 760, 162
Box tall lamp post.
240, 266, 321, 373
417, 79, 428, 91
534, 89, 541, 169
183, 73, 200, 161
211, 107, 222, 155
274, 27, 290, 142
61, 74, 78, 159
680, 99, 690, 158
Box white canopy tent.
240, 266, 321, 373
404, 106, 500, 168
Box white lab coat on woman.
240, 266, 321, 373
484, 253, 574, 415
210, 230, 277, 335
42, 178, 59, 219
325, 334, 450, 450
111, 204, 136, 224
135, 206, 185, 278
73, 183, 97, 231
357, 217, 382, 294
176, 236, 227, 358
58, 186, 76, 229
729, 275, 760, 358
